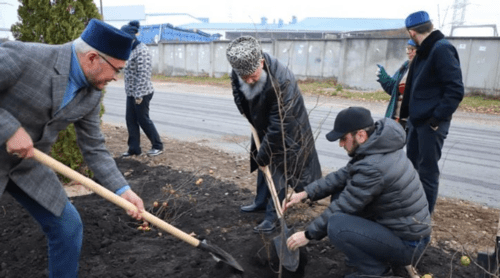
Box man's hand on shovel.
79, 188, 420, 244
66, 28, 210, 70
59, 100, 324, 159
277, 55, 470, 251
287, 231, 309, 252
120, 189, 146, 222
6, 127, 34, 158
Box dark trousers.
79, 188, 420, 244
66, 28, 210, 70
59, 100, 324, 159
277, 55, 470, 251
328, 212, 429, 275
406, 120, 450, 214
253, 168, 287, 222
125, 93, 163, 154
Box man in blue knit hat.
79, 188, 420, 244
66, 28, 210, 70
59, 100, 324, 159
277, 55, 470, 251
400, 11, 464, 214
0, 18, 146, 277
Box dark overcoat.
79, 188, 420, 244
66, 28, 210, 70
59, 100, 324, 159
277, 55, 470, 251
231, 52, 321, 191
400, 30, 464, 127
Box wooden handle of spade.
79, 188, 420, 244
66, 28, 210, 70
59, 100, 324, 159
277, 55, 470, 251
250, 126, 284, 219
32, 148, 200, 247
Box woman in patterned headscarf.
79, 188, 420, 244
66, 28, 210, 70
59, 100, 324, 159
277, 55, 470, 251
121, 20, 164, 157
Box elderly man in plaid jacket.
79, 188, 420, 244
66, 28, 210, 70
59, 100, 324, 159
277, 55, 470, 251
0, 19, 145, 277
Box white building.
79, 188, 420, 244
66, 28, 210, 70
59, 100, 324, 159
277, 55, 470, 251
102, 5, 204, 30
0, 0, 19, 41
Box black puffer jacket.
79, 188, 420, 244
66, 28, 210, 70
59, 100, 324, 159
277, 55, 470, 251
304, 118, 431, 240
231, 52, 322, 191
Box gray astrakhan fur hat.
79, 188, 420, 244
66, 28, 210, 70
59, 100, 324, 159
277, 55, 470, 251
226, 36, 262, 76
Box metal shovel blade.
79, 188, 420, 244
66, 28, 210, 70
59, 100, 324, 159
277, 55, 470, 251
272, 224, 300, 272
198, 239, 244, 272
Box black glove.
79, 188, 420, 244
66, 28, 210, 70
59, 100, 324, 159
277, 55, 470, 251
255, 149, 271, 167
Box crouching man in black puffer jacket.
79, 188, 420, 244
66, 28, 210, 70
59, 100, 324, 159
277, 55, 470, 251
284, 107, 431, 278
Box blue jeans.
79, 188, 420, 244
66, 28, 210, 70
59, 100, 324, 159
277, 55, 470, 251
6, 181, 83, 278
125, 93, 163, 154
327, 212, 429, 276
406, 120, 450, 213
253, 168, 287, 222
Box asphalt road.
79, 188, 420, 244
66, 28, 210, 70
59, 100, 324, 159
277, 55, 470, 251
103, 81, 500, 209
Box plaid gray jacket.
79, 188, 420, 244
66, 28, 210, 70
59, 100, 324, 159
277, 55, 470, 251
0, 41, 128, 216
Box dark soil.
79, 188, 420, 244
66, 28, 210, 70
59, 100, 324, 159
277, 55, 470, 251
0, 124, 498, 278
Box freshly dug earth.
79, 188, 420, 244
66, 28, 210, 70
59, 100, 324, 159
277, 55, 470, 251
0, 123, 498, 278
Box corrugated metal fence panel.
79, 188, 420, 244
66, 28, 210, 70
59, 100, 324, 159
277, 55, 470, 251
151, 38, 500, 95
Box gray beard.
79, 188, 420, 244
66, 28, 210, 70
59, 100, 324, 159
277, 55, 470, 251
238, 70, 268, 100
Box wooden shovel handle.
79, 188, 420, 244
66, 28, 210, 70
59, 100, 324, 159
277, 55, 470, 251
250, 126, 283, 219
33, 149, 200, 247
405, 265, 420, 278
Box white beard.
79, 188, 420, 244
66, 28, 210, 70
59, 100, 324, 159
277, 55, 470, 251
238, 70, 268, 100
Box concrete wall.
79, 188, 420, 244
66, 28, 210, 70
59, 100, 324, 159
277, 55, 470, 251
149, 37, 500, 96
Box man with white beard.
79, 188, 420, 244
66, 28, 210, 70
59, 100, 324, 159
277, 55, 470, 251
226, 36, 321, 233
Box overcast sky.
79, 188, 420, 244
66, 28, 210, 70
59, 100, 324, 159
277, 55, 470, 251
2, 0, 499, 36
92, 0, 499, 32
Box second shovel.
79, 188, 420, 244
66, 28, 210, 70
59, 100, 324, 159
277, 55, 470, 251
250, 126, 300, 272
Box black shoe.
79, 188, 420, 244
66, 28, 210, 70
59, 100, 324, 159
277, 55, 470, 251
253, 220, 276, 234
122, 151, 140, 157
240, 203, 266, 213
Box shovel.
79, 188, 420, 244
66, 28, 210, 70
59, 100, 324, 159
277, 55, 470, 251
250, 126, 300, 272
32, 148, 244, 272
477, 211, 500, 278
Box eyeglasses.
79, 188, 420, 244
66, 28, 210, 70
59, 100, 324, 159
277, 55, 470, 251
98, 54, 122, 74
406, 47, 416, 52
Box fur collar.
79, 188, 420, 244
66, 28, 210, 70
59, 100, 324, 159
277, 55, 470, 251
416, 30, 445, 58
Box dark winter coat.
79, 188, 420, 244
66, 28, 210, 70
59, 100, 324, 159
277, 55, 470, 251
231, 52, 322, 191
304, 118, 431, 241
377, 60, 410, 119
400, 30, 464, 127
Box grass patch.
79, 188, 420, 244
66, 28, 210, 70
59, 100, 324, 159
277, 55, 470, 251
147, 76, 500, 114
151, 74, 231, 87
460, 94, 500, 114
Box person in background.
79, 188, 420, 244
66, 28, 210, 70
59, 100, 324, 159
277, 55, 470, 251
226, 36, 322, 233
400, 11, 464, 214
284, 107, 431, 278
120, 20, 164, 157
0, 19, 145, 277
376, 39, 418, 125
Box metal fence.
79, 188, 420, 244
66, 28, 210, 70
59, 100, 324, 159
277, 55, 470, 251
137, 24, 221, 44
148, 37, 500, 96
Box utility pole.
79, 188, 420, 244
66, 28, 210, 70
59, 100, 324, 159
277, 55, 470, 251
451, 0, 468, 28
100, 0, 103, 19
